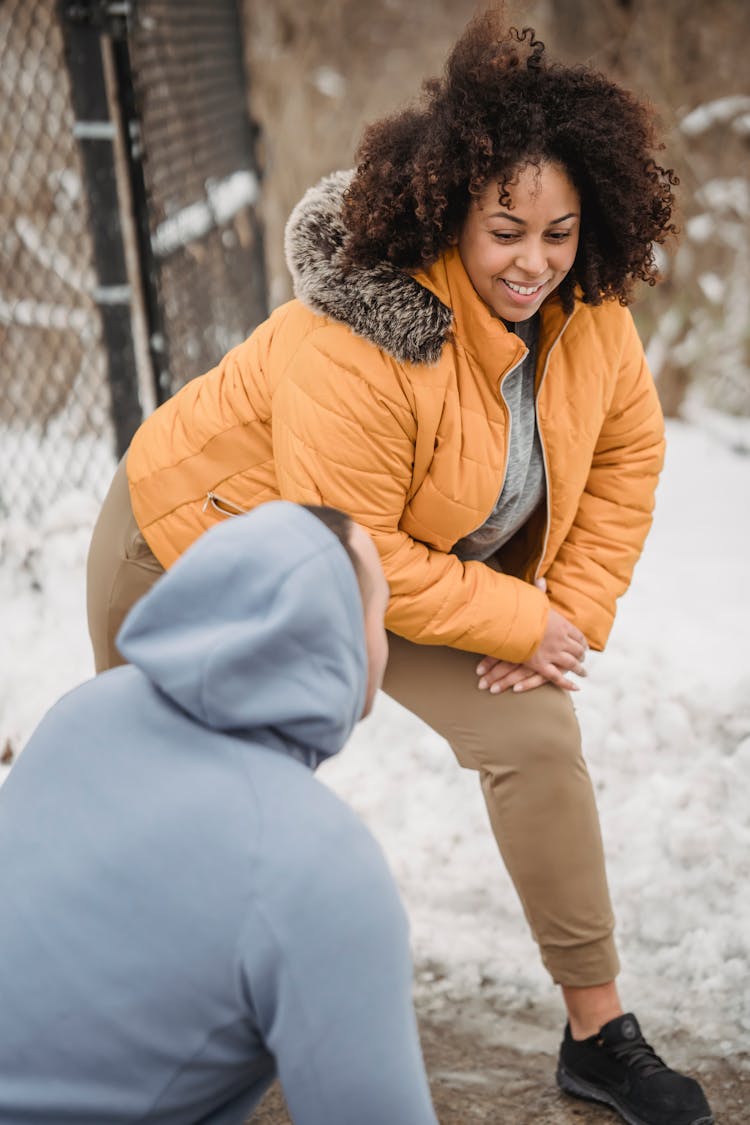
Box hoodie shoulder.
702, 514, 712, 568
284, 170, 453, 366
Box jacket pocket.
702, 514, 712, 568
202, 492, 249, 519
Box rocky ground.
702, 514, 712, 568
252, 995, 749, 1124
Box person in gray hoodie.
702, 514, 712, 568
0, 501, 438, 1125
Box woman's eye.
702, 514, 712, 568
490, 231, 517, 242
547, 231, 572, 242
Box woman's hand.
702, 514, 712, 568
476, 657, 552, 694
524, 607, 588, 689
475, 581, 588, 694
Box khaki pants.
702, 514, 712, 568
86, 457, 165, 673
87, 458, 619, 987
383, 637, 618, 986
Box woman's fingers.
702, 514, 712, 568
538, 659, 580, 692
561, 651, 587, 676
478, 662, 575, 695
476, 660, 516, 690
486, 666, 532, 693
511, 672, 546, 693
547, 672, 580, 692
545, 651, 586, 684
487, 664, 578, 694
566, 627, 588, 653
555, 678, 579, 692
559, 634, 587, 671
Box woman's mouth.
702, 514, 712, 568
501, 278, 547, 301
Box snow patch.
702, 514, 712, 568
151, 171, 259, 257
697, 177, 750, 219
311, 66, 346, 99
680, 96, 750, 136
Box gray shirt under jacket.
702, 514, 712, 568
452, 314, 545, 563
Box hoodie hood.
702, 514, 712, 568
117, 502, 367, 766
284, 169, 454, 365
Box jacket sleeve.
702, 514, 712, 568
543, 312, 665, 650
272, 330, 548, 662
242, 803, 438, 1125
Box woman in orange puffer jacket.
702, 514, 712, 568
87, 16, 713, 1125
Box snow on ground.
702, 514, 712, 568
1, 420, 749, 1057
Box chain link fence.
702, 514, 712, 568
129, 0, 267, 400
1, 0, 115, 519
0, 0, 267, 522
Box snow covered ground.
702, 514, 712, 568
1, 418, 748, 1058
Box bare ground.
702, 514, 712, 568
251, 998, 749, 1124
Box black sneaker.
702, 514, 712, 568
556, 1013, 713, 1125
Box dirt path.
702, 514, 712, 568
252, 1002, 749, 1124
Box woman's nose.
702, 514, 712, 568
514, 242, 548, 277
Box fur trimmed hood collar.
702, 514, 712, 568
284, 170, 454, 365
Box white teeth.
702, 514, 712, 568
503, 280, 543, 295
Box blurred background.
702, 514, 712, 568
2, 0, 749, 522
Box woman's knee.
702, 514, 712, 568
492, 685, 582, 772
448, 683, 583, 780
383, 634, 583, 776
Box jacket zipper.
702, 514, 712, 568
533, 312, 574, 580
494, 349, 527, 510
202, 491, 249, 517
459, 347, 528, 540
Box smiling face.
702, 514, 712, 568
457, 161, 581, 322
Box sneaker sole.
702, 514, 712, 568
556, 1062, 714, 1125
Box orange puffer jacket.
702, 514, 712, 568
128, 172, 664, 663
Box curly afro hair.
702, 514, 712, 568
341, 11, 678, 310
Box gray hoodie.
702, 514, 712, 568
0, 502, 437, 1124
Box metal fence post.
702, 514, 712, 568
107, 18, 171, 407
58, 0, 143, 456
